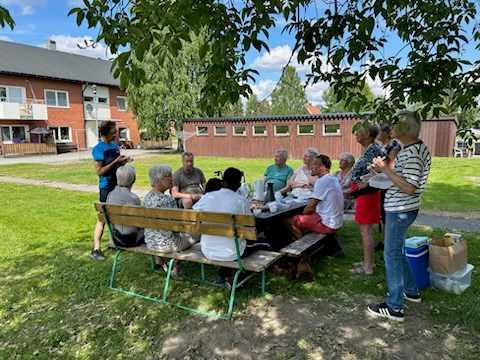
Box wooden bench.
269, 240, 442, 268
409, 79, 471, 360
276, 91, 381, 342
95, 202, 282, 320
280, 232, 344, 281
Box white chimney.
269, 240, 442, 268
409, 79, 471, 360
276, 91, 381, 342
46, 40, 57, 51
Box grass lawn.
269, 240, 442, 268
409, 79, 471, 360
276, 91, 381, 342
0, 182, 479, 358
0, 153, 479, 212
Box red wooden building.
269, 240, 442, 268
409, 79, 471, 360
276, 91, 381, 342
183, 113, 457, 159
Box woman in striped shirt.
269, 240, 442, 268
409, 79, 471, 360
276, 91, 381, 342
367, 110, 431, 322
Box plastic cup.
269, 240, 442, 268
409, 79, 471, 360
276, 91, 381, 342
269, 203, 278, 213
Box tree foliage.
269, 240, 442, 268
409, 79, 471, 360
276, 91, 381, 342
245, 93, 270, 116
127, 32, 213, 146
0, 6, 14, 29
322, 82, 377, 113
221, 100, 244, 116
69, 0, 480, 122
270, 66, 308, 115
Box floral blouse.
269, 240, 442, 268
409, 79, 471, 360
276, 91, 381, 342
143, 191, 179, 250
350, 142, 383, 182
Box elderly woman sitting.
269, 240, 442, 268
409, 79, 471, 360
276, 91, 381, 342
279, 147, 319, 198
106, 165, 144, 247
333, 152, 356, 211
144, 164, 200, 279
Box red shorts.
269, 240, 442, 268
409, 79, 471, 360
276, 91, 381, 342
294, 213, 338, 234
352, 188, 381, 224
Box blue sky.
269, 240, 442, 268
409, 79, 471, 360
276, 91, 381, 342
0, 0, 477, 106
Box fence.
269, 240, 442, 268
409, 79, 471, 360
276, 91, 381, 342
2, 143, 57, 157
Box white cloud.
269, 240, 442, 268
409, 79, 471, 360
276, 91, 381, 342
0, 0, 45, 16
21, 5, 33, 15
0, 36, 13, 41
251, 45, 311, 74
39, 34, 114, 60
305, 81, 330, 106
250, 79, 277, 101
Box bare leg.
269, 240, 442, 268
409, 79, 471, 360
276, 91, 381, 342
182, 197, 193, 209
283, 216, 303, 239
359, 223, 375, 273
93, 220, 105, 250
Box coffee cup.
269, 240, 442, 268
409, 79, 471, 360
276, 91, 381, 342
268, 203, 278, 213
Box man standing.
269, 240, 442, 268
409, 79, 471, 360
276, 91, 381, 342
91, 121, 128, 260
172, 152, 206, 209
284, 154, 344, 239
263, 150, 294, 193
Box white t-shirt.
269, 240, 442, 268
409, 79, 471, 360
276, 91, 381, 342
312, 174, 344, 230
193, 188, 251, 261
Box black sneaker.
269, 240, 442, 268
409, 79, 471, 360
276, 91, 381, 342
403, 292, 422, 303
367, 302, 404, 322
90, 249, 106, 261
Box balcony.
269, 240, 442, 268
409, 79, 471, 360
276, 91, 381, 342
0, 98, 48, 120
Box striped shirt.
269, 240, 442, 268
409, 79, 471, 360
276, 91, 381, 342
384, 140, 431, 212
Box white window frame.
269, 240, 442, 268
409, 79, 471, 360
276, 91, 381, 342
48, 126, 72, 143
45, 89, 69, 108
297, 124, 315, 136
274, 125, 290, 137
252, 125, 267, 137
323, 123, 342, 136
196, 126, 208, 136
116, 96, 127, 111
214, 125, 227, 136
233, 125, 246, 136
118, 127, 130, 141
1, 125, 29, 144
0, 85, 26, 104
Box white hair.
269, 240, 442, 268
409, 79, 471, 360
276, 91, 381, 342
148, 164, 172, 187
116, 166, 136, 188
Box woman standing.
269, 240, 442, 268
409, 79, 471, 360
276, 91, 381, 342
367, 110, 431, 322
349, 122, 383, 275
333, 152, 355, 211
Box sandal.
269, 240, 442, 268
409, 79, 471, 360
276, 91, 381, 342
352, 261, 377, 269
349, 267, 374, 276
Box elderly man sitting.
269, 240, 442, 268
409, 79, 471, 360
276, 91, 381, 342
263, 149, 294, 193
284, 154, 344, 239
172, 151, 206, 209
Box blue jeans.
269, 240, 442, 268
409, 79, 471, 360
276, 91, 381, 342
384, 210, 419, 309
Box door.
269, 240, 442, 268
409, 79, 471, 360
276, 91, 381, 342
86, 121, 99, 148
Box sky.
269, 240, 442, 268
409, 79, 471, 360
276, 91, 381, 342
0, 0, 476, 107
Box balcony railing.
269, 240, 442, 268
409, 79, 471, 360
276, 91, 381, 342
0, 98, 48, 120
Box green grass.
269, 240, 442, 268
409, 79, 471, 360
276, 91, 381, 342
1, 182, 479, 358
0, 154, 479, 212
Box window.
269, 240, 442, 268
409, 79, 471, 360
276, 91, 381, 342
233, 125, 246, 136
45, 90, 69, 107
214, 126, 226, 136
1, 125, 27, 143
196, 126, 208, 136
274, 125, 290, 136
298, 124, 314, 135
0, 86, 26, 104
48, 126, 71, 142
98, 97, 108, 103
253, 125, 267, 136
323, 123, 341, 136
117, 97, 127, 111
119, 127, 129, 140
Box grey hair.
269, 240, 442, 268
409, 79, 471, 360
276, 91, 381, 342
340, 152, 355, 165
305, 147, 319, 157
276, 149, 288, 160
396, 109, 421, 138
181, 151, 194, 160
148, 164, 172, 187
116, 165, 136, 188
361, 121, 380, 139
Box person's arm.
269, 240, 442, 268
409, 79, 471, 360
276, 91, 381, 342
303, 198, 320, 214
94, 155, 127, 176
371, 156, 416, 195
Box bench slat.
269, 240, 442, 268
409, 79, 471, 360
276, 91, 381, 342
119, 244, 282, 272
95, 202, 256, 226
280, 232, 327, 257
98, 213, 258, 240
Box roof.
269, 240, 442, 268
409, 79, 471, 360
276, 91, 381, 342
0, 40, 120, 87
306, 104, 321, 114
186, 113, 457, 123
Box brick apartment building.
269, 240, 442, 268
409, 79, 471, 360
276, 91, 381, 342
0, 40, 140, 154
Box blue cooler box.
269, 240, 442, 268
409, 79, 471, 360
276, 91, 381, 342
406, 245, 430, 290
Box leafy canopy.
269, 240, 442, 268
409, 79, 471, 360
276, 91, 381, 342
0, 6, 14, 29
322, 82, 377, 113
69, 0, 480, 121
